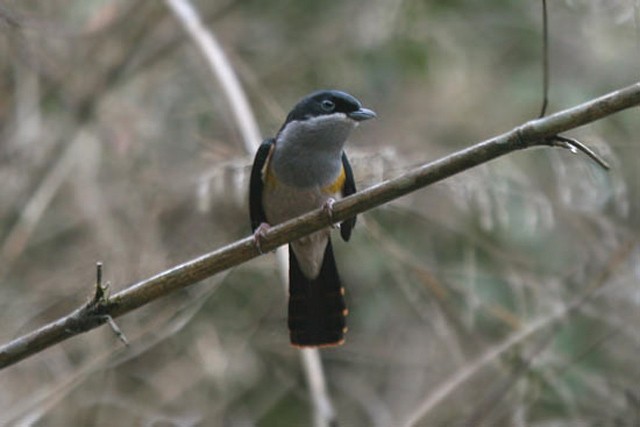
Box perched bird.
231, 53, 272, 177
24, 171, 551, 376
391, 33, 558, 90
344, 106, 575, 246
249, 90, 376, 347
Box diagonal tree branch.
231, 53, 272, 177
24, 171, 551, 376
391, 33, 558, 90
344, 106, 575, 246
0, 81, 638, 370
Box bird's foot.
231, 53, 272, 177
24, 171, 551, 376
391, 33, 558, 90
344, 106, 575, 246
253, 222, 272, 254
322, 198, 338, 229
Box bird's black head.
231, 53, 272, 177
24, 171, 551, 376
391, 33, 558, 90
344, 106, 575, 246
282, 90, 376, 127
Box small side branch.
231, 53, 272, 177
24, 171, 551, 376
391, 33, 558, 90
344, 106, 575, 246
0, 82, 638, 370
539, 0, 550, 118
93, 261, 107, 304
104, 315, 129, 347
92, 262, 129, 346
547, 135, 610, 170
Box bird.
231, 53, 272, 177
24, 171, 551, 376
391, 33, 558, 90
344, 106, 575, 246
249, 89, 376, 347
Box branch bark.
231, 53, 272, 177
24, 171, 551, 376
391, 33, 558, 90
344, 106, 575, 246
1, 81, 638, 370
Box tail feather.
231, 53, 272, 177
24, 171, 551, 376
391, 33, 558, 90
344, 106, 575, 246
288, 241, 347, 347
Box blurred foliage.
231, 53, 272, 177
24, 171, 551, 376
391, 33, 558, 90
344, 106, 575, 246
1, 0, 639, 426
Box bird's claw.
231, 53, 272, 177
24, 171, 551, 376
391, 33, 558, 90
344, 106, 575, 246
323, 198, 338, 229
253, 222, 272, 254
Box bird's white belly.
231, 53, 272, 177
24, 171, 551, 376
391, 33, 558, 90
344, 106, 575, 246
263, 181, 335, 279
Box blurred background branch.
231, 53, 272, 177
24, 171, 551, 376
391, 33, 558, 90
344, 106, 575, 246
164, 1, 336, 426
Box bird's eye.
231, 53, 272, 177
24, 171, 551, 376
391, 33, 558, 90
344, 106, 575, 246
320, 99, 335, 112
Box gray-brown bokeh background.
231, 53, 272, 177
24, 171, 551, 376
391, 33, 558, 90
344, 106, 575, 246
1, 1, 639, 425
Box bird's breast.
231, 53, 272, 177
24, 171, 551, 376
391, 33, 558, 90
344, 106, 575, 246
262, 173, 339, 226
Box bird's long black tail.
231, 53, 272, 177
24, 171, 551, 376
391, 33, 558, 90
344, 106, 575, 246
288, 241, 347, 347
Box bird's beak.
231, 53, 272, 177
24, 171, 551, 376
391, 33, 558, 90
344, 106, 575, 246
348, 107, 376, 122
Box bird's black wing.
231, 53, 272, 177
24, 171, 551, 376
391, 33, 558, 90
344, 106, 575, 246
340, 151, 357, 242
249, 139, 275, 232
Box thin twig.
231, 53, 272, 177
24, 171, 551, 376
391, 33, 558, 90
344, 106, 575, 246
0, 82, 638, 370
634, 0, 640, 78
93, 262, 129, 346
94, 261, 105, 302
548, 135, 610, 170
539, 0, 549, 118
103, 315, 129, 346
534, 1, 610, 174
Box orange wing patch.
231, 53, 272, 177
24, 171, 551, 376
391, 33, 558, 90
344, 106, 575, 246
321, 166, 346, 195
262, 143, 277, 190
